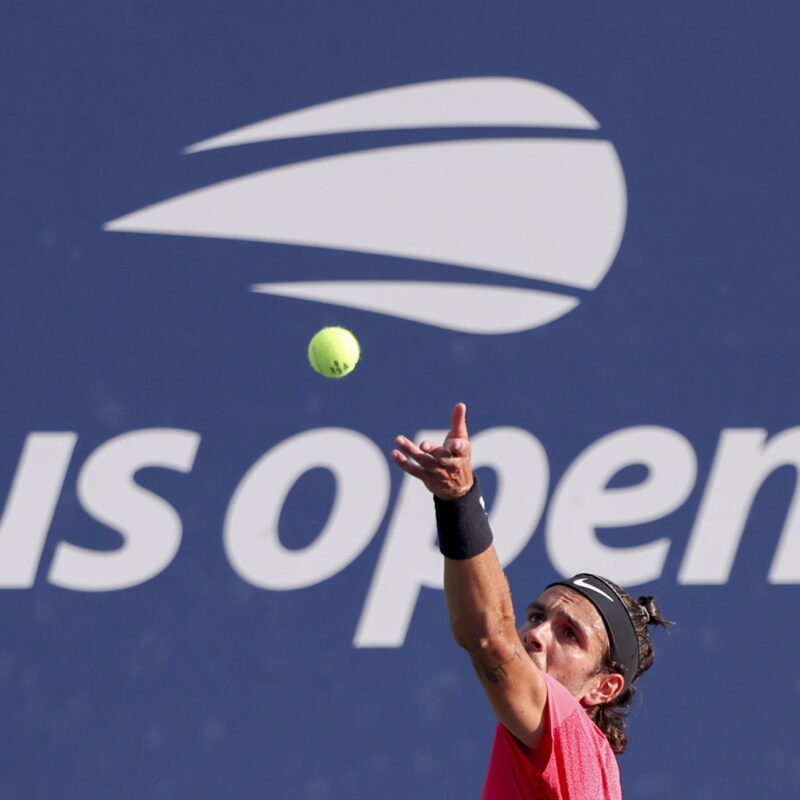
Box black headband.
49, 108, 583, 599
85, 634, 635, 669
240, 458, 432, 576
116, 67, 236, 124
547, 573, 640, 688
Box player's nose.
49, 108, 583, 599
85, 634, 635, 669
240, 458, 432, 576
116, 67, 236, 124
522, 623, 549, 652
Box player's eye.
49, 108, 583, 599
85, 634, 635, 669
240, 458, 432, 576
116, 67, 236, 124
527, 611, 544, 625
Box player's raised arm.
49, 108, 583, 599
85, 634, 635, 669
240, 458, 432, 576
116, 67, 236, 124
391, 403, 549, 748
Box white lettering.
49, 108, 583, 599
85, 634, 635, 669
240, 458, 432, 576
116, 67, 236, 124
4, 421, 800, 601
547, 426, 696, 586
679, 427, 800, 584
0, 433, 77, 588
224, 428, 389, 589
48, 429, 200, 591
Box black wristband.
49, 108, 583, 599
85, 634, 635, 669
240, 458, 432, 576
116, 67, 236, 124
433, 477, 493, 559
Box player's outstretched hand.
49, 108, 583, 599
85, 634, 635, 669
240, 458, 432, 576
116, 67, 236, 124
391, 402, 474, 500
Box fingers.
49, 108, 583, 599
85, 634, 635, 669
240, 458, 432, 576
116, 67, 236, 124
391, 403, 470, 479
417, 438, 461, 466
391, 413, 474, 499
449, 439, 465, 456
450, 402, 468, 440
428, 447, 456, 469
390, 448, 428, 480
395, 434, 429, 462
393, 436, 455, 472
391, 438, 435, 477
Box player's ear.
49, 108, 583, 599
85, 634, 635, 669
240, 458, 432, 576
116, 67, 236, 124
582, 671, 625, 708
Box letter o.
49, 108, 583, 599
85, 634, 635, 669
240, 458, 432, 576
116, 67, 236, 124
224, 428, 390, 589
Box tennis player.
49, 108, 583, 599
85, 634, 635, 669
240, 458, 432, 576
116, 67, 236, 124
392, 403, 672, 799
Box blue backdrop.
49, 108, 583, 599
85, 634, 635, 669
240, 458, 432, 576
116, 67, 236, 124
2, 2, 799, 797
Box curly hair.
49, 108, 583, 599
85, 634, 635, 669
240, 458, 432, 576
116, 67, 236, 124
587, 580, 674, 754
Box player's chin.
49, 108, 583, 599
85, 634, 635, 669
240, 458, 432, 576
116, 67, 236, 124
525, 649, 544, 670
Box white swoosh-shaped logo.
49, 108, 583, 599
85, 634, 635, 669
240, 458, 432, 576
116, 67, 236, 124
250, 281, 578, 334
104, 78, 627, 334
573, 577, 615, 603
184, 76, 600, 153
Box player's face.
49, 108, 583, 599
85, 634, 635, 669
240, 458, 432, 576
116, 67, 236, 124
517, 586, 612, 704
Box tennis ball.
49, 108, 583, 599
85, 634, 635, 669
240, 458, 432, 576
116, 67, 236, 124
308, 326, 360, 378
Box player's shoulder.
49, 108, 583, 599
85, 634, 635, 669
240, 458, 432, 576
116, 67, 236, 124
540, 672, 584, 723
540, 672, 613, 751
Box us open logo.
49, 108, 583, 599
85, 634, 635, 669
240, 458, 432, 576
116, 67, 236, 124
104, 77, 627, 334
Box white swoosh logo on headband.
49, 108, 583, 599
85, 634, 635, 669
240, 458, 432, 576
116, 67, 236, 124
573, 577, 614, 603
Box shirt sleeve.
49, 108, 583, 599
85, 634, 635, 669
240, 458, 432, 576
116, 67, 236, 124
482, 672, 621, 800
533, 672, 622, 799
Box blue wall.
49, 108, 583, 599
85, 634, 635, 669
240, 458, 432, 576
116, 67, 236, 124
2, 2, 799, 797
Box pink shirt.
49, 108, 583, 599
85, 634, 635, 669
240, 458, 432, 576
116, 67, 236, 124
480, 671, 622, 800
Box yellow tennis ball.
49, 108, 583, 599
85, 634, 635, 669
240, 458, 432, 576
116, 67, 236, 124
308, 326, 360, 378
